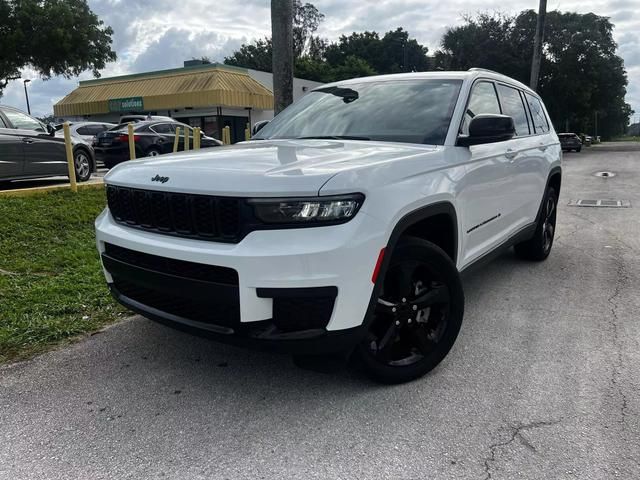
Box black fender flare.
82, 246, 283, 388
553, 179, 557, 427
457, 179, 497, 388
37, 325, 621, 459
356, 201, 459, 341
535, 166, 562, 223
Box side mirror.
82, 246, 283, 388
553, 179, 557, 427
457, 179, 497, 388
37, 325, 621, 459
457, 114, 515, 147
46, 123, 56, 136
252, 120, 269, 136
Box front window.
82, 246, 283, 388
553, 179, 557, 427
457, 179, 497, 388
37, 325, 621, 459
254, 79, 463, 145
2, 108, 45, 132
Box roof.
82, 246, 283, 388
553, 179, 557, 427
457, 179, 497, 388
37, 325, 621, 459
53, 63, 274, 117
317, 69, 536, 96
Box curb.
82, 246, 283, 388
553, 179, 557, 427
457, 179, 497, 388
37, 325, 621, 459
0, 180, 104, 198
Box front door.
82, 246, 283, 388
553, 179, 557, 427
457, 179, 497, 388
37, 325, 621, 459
0, 114, 25, 178
456, 80, 515, 267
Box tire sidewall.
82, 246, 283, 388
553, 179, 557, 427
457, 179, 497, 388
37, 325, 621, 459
73, 149, 92, 182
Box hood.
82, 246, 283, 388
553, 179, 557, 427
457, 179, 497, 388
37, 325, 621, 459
104, 139, 437, 197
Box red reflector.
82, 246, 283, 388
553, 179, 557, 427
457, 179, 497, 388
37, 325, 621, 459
371, 247, 386, 284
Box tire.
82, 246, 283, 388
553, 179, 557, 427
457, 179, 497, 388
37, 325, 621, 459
514, 187, 558, 261
356, 237, 464, 384
576, 146, 582, 152
146, 147, 162, 157
73, 148, 92, 182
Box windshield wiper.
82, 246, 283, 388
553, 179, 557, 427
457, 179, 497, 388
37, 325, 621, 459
296, 135, 371, 141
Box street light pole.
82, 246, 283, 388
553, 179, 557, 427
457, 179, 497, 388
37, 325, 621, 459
23, 79, 31, 115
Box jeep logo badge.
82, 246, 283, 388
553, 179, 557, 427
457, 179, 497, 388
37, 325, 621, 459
151, 174, 169, 183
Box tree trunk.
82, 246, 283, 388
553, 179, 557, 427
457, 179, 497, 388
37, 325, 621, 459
529, 0, 547, 91
271, 0, 294, 114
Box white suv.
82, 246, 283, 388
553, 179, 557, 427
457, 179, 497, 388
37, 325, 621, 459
96, 69, 561, 383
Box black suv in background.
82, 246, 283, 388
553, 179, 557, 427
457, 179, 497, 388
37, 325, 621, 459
558, 133, 582, 152
0, 105, 95, 182
94, 120, 223, 169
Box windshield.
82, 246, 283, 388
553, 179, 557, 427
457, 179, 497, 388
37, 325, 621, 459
254, 79, 462, 145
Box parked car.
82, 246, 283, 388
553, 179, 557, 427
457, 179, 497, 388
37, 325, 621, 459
96, 69, 561, 383
56, 121, 115, 143
558, 133, 582, 152
0, 105, 95, 182
93, 120, 223, 169
119, 115, 174, 124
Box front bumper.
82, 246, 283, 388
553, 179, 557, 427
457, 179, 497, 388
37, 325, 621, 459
95, 207, 385, 353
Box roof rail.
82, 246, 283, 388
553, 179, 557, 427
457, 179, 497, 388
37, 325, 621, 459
467, 67, 503, 75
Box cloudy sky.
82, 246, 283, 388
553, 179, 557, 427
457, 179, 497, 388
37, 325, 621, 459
2, 0, 639, 123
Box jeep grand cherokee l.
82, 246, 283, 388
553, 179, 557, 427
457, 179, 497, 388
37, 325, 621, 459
96, 69, 561, 383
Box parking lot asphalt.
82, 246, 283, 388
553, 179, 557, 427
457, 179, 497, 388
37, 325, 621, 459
1, 144, 639, 480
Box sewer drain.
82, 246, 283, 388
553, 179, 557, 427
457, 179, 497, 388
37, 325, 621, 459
568, 199, 631, 208
594, 171, 616, 178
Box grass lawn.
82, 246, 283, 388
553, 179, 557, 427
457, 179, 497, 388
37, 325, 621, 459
0, 187, 126, 363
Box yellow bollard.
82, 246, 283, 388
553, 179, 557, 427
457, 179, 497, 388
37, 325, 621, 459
223, 126, 231, 145
173, 126, 181, 153
194, 127, 201, 150
62, 122, 77, 193
245, 122, 250, 141
128, 123, 136, 160
184, 127, 190, 151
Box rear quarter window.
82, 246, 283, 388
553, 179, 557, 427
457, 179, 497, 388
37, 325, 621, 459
524, 93, 550, 134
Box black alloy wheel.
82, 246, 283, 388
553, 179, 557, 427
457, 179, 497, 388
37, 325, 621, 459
358, 237, 464, 384
514, 186, 558, 261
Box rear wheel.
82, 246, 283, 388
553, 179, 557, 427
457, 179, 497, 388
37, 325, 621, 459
73, 149, 92, 182
514, 187, 558, 261
357, 237, 464, 384
146, 147, 162, 157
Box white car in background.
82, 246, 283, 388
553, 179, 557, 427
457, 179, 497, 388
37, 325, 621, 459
55, 121, 115, 142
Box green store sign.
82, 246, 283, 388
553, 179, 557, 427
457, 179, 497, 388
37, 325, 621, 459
108, 97, 144, 112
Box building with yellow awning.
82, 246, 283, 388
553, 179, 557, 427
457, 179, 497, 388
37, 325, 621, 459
54, 61, 322, 143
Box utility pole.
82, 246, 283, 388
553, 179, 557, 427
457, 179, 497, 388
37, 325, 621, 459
529, 0, 547, 91
271, 0, 294, 115
23, 79, 31, 114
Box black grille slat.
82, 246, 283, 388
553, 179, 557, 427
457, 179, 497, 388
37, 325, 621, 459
106, 185, 244, 243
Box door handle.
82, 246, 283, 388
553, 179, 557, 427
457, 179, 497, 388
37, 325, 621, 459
538, 142, 548, 151
21, 138, 34, 144
505, 149, 517, 161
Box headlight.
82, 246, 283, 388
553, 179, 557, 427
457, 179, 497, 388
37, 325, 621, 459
249, 194, 364, 225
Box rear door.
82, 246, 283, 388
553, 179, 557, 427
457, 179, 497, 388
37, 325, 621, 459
0, 111, 25, 179
149, 123, 176, 154
495, 83, 543, 231
2, 108, 67, 177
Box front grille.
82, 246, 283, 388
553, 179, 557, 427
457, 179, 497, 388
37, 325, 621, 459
106, 185, 244, 243
104, 243, 238, 285
112, 277, 240, 327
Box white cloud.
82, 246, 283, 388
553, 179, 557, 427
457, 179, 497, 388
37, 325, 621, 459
1, 0, 638, 118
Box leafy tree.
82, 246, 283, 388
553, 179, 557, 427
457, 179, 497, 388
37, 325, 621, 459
435, 11, 632, 138
0, 0, 116, 94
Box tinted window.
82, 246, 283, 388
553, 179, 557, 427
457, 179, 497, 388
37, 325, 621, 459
151, 123, 174, 134
525, 93, 550, 134
2, 109, 44, 132
254, 79, 463, 145
461, 81, 501, 135
0, 115, 6, 128
497, 85, 530, 136
75, 126, 92, 135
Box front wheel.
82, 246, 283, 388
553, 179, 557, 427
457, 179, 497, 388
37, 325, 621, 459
356, 237, 464, 384
514, 187, 558, 261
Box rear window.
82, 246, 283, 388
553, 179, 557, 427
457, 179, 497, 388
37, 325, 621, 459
524, 93, 550, 134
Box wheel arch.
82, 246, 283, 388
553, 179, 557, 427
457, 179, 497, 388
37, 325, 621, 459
535, 166, 562, 223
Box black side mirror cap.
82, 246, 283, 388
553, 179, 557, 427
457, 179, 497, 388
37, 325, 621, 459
252, 120, 269, 136
46, 123, 56, 136
457, 114, 515, 147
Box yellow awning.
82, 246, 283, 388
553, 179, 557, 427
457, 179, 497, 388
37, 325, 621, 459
54, 64, 273, 116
